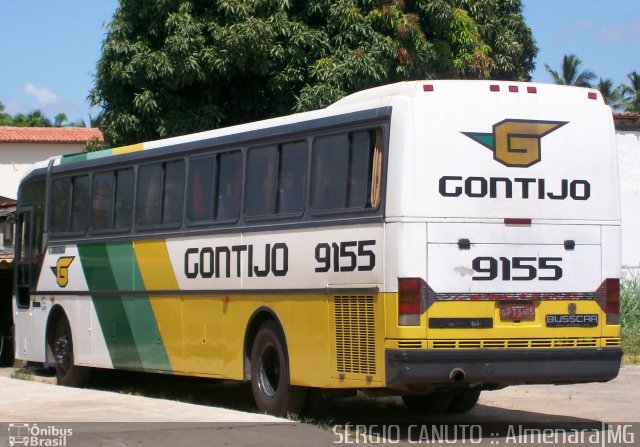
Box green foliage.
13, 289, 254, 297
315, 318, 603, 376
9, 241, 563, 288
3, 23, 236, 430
91, 0, 537, 146
597, 78, 622, 109
544, 54, 595, 87
84, 136, 109, 153
620, 71, 640, 113
0, 101, 84, 127
621, 275, 640, 359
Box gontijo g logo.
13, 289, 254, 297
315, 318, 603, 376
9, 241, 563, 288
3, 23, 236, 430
50, 256, 75, 288
463, 119, 568, 167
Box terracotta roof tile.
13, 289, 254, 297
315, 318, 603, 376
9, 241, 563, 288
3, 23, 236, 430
0, 126, 103, 143
613, 113, 640, 131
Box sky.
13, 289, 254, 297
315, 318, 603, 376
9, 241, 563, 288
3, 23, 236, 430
0, 0, 638, 125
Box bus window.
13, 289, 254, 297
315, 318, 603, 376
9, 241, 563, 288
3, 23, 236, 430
246, 146, 278, 217
136, 161, 184, 227
311, 129, 381, 212
91, 168, 134, 231
162, 160, 185, 225
69, 176, 89, 232
50, 178, 71, 233
216, 151, 241, 221
348, 131, 373, 208
91, 172, 114, 230
277, 141, 307, 214
136, 164, 163, 226
187, 155, 215, 222
311, 134, 349, 211
113, 169, 134, 229
246, 142, 306, 218
50, 175, 88, 233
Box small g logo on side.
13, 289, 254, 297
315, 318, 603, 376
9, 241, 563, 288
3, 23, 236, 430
53, 256, 75, 288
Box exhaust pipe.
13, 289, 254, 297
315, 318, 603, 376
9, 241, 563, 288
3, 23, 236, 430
450, 368, 465, 383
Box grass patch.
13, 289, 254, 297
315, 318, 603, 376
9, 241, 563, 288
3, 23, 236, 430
621, 274, 640, 363
10, 367, 35, 381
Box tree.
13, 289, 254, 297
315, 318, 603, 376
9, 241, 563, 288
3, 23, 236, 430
91, 0, 537, 146
620, 71, 640, 113
0, 102, 85, 127
0, 102, 12, 126
597, 78, 622, 108
10, 110, 53, 127
544, 54, 595, 87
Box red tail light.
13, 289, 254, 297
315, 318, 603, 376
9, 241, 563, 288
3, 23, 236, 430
596, 278, 620, 325
605, 278, 620, 325
398, 278, 427, 326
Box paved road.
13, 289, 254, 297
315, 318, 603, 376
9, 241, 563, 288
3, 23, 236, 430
0, 366, 638, 446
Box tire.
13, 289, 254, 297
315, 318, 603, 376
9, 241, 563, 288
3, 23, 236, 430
0, 323, 13, 366
250, 321, 306, 417
51, 314, 90, 387
447, 388, 481, 414
402, 391, 455, 414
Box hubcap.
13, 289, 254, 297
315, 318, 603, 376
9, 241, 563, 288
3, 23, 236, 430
258, 345, 280, 398
54, 333, 71, 375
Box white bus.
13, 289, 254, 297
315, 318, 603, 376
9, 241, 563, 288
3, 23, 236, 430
13, 80, 622, 416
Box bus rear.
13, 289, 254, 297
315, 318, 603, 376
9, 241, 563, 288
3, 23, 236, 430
382, 81, 622, 395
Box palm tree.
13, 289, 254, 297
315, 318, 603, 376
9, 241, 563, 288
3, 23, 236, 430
544, 54, 595, 87
597, 78, 622, 109
620, 71, 640, 113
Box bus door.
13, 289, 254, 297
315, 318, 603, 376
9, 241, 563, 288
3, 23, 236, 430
13, 206, 36, 359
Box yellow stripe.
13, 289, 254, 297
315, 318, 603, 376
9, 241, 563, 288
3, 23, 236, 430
112, 143, 144, 156
132, 239, 184, 372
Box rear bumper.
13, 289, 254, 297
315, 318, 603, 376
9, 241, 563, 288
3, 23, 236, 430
385, 347, 622, 388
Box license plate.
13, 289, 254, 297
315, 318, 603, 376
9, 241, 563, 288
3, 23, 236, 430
500, 302, 535, 320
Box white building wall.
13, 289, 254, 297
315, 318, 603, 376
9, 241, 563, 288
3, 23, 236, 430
617, 130, 640, 277
0, 143, 81, 199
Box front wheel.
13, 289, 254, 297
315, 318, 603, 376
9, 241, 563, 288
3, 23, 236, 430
51, 314, 90, 387
250, 321, 306, 417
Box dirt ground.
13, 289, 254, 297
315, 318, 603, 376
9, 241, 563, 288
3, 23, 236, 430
0, 365, 638, 446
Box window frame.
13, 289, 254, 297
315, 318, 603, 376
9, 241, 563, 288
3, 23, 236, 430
89, 167, 135, 235
134, 158, 186, 231
48, 174, 90, 236
185, 149, 243, 228
243, 140, 308, 222
309, 126, 384, 217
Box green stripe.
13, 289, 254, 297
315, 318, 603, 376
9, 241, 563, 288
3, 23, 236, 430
60, 149, 113, 165
78, 243, 143, 370
105, 243, 171, 371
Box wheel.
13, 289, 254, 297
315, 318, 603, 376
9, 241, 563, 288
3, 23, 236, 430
0, 323, 13, 366
51, 314, 90, 387
402, 391, 455, 414
250, 321, 306, 417
447, 388, 481, 413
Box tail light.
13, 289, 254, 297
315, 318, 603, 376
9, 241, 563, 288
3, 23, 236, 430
596, 278, 620, 325
398, 278, 428, 326
605, 278, 620, 325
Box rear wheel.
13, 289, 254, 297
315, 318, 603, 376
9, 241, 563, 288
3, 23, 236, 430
402, 391, 455, 414
447, 388, 481, 413
250, 321, 306, 417
51, 314, 90, 387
